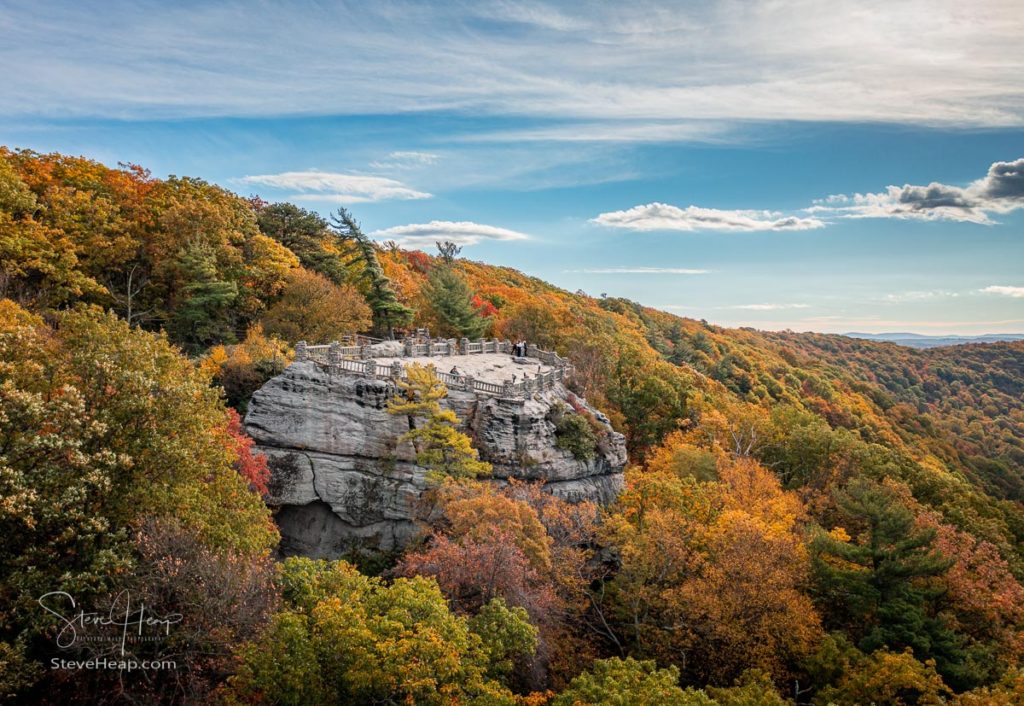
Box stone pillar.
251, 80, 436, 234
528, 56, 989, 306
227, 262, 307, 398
294, 340, 307, 362
464, 375, 475, 393
328, 341, 341, 366
364, 360, 377, 377
390, 361, 403, 380
502, 381, 514, 397
460, 337, 469, 355
404, 337, 414, 357
524, 377, 534, 395
360, 344, 371, 360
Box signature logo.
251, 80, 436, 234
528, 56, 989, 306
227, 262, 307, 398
38, 590, 182, 656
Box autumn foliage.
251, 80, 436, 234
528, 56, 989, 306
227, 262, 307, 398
3, 147, 1024, 703
225, 408, 271, 496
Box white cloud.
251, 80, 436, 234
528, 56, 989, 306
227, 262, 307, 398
585, 157, 1023, 235
881, 290, 960, 302
812, 157, 1024, 223
240, 171, 430, 203
730, 303, 811, 311
565, 267, 709, 274
370, 220, 529, 248
2, 1, 1022, 131
368, 151, 440, 169
592, 202, 825, 232
461, 121, 730, 143
797, 316, 1024, 331
982, 285, 1024, 298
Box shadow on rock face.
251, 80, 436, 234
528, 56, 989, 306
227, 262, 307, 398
276, 500, 417, 558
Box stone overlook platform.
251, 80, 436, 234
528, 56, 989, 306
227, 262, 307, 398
294, 335, 573, 398
247, 334, 625, 554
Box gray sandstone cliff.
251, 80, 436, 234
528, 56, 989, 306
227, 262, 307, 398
244, 360, 627, 557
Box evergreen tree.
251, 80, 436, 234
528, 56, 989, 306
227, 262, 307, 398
812, 478, 964, 682
387, 364, 491, 483
255, 202, 349, 284
168, 241, 238, 351
330, 208, 411, 338
436, 240, 461, 265
425, 265, 490, 339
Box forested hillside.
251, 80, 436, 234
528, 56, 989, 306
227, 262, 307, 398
2, 148, 1023, 704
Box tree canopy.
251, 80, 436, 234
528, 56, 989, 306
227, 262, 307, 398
3, 148, 1024, 704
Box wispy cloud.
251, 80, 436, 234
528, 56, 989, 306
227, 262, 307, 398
592, 203, 824, 232
370, 220, 529, 248
730, 303, 811, 311
461, 121, 731, 144
645, 307, 1024, 335
798, 316, 1024, 331
2, 2, 1021, 131
564, 267, 709, 274
368, 151, 440, 170
881, 290, 961, 303
240, 171, 430, 203
982, 285, 1024, 298
811, 157, 1024, 224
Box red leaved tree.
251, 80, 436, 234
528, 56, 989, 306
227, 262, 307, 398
225, 408, 270, 496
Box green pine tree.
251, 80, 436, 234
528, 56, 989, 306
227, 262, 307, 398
255, 202, 349, 284
387, 364, 491, 483
812, 477, 964, 682
425, 265, 489, 339
331, 208, 412, 338
169, 241, 238, 351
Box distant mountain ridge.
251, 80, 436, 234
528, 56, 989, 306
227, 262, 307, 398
844, 332, 1024, 349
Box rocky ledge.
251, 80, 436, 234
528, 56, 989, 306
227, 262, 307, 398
244, 360, 627, 557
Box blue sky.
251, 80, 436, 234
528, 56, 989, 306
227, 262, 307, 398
2, 0, 1023, 334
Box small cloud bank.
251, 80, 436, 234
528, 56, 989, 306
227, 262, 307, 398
730, 303, 811, 311
982, 285, 1024, 298
240, 170, 431, 203
461, 121, 729, 144
591, 202, 825, 232
566, 267, 709, 275
370, 220, 529, 248
593, 158, 1023, 233
813, 157, 1024, 224
882, 290, 960, 303
368, 151, 440, 170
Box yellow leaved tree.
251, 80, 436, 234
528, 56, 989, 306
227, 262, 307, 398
387, 363, 491, 483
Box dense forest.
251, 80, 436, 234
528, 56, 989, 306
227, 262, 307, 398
2, 148, 1024, 704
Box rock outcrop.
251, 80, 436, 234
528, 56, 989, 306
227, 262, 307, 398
244, 360, 627, 557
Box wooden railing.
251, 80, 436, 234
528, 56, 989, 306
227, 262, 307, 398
293, 336, 571, 398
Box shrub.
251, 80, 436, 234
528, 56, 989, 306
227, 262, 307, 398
555, 412, 598, 461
